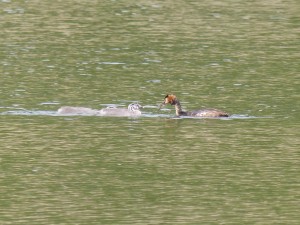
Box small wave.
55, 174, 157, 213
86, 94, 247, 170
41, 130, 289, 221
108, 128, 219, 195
0, 110, 268, 120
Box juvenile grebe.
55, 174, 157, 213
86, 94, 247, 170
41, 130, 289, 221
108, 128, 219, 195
58, 103, 142, 117
97, 103, 142, 117
57, 106, 98, 115
159, 94, 229, 117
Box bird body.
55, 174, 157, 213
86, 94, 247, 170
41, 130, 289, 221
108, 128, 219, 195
57, 103, 142, 117
97, 103, 142, 117
57, 106, 98, 115
160, 94, 229, 117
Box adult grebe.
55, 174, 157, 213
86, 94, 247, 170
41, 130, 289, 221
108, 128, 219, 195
97, 103, 142, 117
159, 94, 229, 117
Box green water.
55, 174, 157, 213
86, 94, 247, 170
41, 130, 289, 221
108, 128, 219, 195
1, 0, 299, 224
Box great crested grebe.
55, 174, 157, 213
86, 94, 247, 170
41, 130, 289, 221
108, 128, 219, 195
57, 103, 142, 117
159, 94, 229, 117
97, 103, 142, 117
57, 106, 98, 115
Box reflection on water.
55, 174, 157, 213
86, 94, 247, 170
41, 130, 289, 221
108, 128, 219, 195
1, 0, 299, 224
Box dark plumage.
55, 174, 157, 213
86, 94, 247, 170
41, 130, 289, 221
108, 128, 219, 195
159, 94, 229, 117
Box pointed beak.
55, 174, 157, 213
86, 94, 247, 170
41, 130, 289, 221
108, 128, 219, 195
158, 102, 166, 110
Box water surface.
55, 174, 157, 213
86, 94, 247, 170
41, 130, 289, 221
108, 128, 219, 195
1, 0, 299, 224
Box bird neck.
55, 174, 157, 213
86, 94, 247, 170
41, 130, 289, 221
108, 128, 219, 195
174, 100, 187, 116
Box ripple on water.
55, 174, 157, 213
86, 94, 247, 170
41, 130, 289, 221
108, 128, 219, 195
0, 109, 264, 119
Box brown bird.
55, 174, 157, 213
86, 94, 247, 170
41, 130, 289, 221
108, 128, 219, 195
159, 94, 229, 117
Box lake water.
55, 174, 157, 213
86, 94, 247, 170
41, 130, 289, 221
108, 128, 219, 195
1, 0, 299, 224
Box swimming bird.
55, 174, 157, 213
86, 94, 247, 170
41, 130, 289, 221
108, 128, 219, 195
159, 94, 229, 117
57, 106, 98, 115
97, 103, 142, 117
58, 103, 142, 117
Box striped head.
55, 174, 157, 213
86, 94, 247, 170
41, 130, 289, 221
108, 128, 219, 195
159, 94, 178, 109
128, 103, 142, 112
